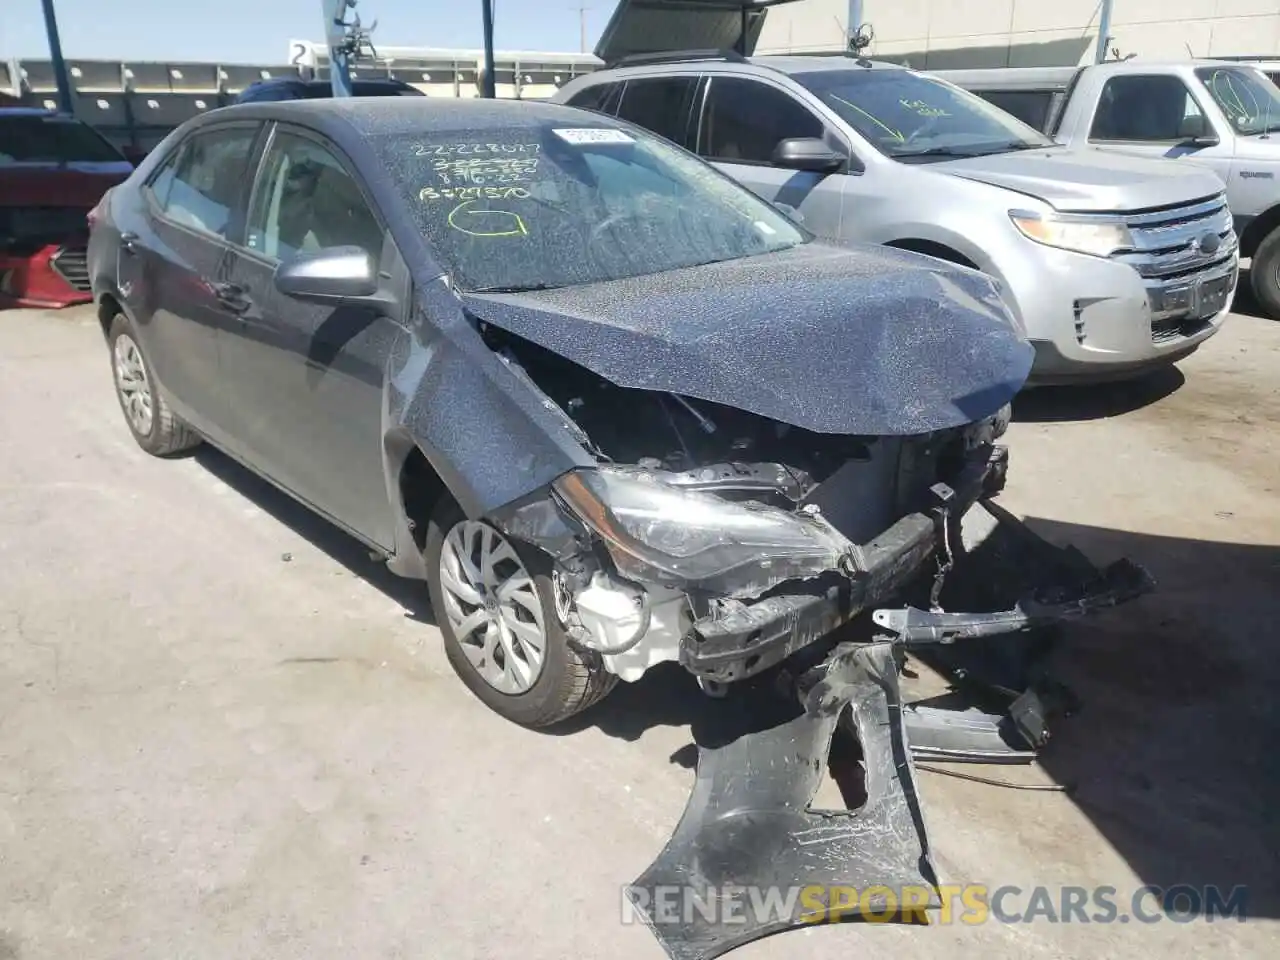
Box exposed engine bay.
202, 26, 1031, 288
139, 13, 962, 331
482, 324, 1013, 686
488, 327, 1003, 503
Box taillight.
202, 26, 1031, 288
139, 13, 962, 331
87, 190, 110, 230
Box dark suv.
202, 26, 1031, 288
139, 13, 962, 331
233, 77, 426, 103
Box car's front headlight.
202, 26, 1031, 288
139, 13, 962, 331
552, 467, 845, 585
1010, 211, 1133, 258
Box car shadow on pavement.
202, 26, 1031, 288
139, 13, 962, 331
191, 446, 436, 625
963, 516, 1279, 919
1013, 365, 1186, 424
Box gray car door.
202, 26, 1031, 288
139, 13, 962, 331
219, 125, 400, 549
122, 124, 260, 439
694, 75, 847, 238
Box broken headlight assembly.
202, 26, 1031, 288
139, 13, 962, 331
552, 466, 846, 586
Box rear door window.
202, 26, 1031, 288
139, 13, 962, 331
152, 126, 259, 239
565, 81, 623, 114
0, 114, 125, 164
698, 77, 824, 164
613, 76, 699, 148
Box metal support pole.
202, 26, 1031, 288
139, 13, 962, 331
39, 0, 74, 115
848, 0, 864, 46
481, 0, 497, 98
1094, 0, 1114, 64
323, 0, 354, 97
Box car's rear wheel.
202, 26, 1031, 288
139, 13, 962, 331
424, 496, 616, 727
107, 310, 201, 456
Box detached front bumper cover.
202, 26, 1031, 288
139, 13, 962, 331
630, 514, 1155, 960
629, 641, 937, 960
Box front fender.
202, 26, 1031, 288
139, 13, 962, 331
882, 222, 1005, 284
384, 283, 595, 523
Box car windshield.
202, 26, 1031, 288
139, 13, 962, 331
0, 114, 127, 164
369, 120, 809, 292
1195, 66, 1280, 135
794, 68, 1055, 161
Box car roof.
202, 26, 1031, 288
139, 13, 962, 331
750, 55, 906, 75
579, 54, 907, 83
247, 76, 413, 88
1089, 59, 1253, 74
215, 96, 610, 138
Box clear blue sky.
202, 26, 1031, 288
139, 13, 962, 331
0, 0, 607, 61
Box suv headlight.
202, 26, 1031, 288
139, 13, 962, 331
1010, 211, 1133, 258
552, 467, 844, 584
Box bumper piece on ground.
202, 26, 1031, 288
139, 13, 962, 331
871, 557, 1155, 644
628, 642, 938, 960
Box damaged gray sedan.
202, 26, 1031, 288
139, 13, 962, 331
89, 97, 1155, 958
88, 96, 1125, 733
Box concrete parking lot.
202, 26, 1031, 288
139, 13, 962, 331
1, 301, 1277, 960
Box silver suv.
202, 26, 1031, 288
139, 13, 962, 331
553, 54, 1237, 385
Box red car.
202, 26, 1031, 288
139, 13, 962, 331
1, 108, 134, 309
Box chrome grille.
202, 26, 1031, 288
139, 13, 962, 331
1113, 194, 1237, 281
49, 245, 91, 291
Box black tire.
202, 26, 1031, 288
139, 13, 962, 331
107, 310, 201, 457
425, 496, 616, 728
1249, 226, 1280, 319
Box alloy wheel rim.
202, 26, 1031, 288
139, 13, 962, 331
439, 520, 547, 694
113, 333, 154, 436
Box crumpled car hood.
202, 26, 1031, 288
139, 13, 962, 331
460, 242, 1033, 436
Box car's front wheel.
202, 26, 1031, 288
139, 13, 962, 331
107, 310, 201, 456
1249, 226, 1280, 320
424, 496, 616, 727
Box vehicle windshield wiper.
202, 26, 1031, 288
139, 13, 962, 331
893, 146, 981, 159
468, 282, 561, 294
993, 141, 1062, 152
896, 141, 1059, 160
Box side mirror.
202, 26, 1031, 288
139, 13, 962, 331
1178, 114, 1219, 146
274, 246, 379, 303
771, 137, 846, 173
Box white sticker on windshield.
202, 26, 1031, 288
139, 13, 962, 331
754, 221, 778, 235
553, 127, 635, 145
